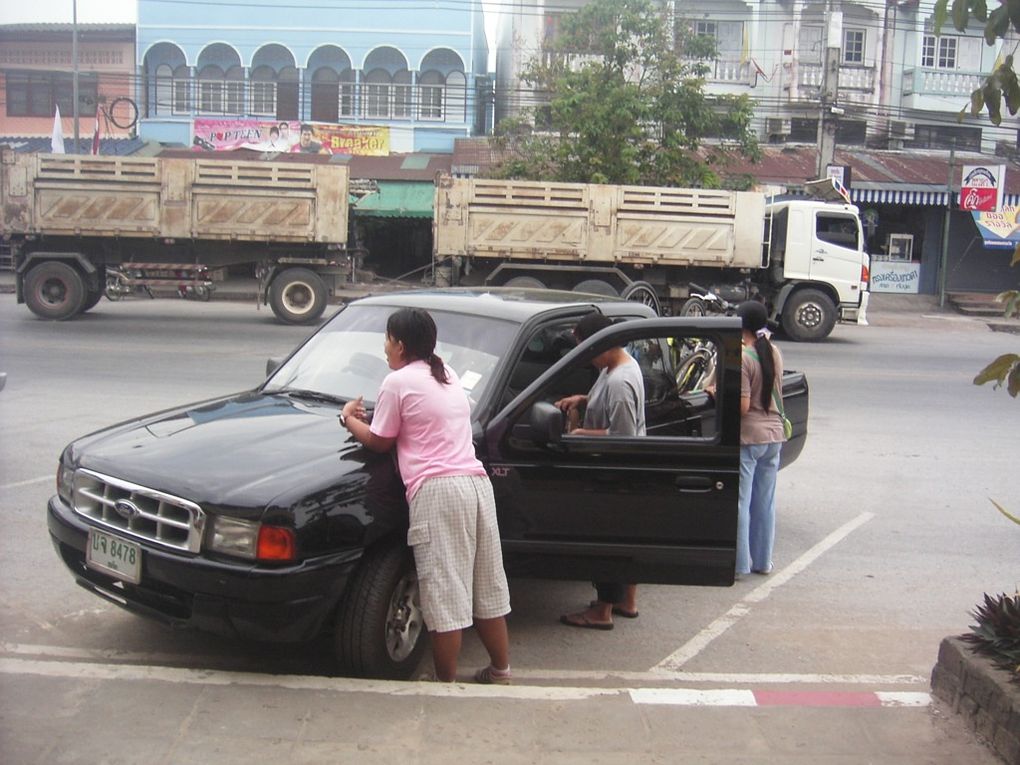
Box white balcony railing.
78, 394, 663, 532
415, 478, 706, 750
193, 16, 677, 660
902, 68, 985, 97
798, 63, 875, 92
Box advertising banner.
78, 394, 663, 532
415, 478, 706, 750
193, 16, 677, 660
960, 164, 1006, 212
971, 205, 1020, 250
192, 119, 389, 156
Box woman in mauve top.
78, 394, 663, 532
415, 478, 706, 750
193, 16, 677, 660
340, 308, 512, 684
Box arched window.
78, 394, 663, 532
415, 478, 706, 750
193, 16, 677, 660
311, 67, 339, 123
198, 65, 224, 113
419, 71, 444, 120
154, 63, 172, 117
364, 69, 391, 118
340, 70, 356, 117
172, 65, 190, 114
250, 65, 276, 116
393, 69, 412, 119
277, 66, 299, 120
225, 65, 244, 114
446, 70, 467, 123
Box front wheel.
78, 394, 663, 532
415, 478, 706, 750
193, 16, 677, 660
679, 296, 707, 317
334, 542, 426, 680
782, 288, 837, 341
269, 267, 327, 325
24, 261, 86, 320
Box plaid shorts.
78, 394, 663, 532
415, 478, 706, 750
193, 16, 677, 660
407, 474, 511, 633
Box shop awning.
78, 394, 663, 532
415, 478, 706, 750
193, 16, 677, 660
351, 181, 433, 218
971, 206, 1020, 249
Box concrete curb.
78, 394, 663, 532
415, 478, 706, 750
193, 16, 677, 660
931, 636, 1020, 764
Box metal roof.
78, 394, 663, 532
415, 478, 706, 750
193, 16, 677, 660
0, 136, 148, 156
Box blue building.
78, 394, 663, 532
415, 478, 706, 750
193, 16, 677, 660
136, 0, 490, 153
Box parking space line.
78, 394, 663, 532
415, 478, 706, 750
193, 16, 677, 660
0, 475, 52, 490
652, 512, 875, 673
0, 656, 930, 708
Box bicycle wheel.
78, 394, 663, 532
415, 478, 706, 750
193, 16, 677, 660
107, 97, 139, 130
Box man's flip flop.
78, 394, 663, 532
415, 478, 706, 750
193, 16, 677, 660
560, 612, 614, 630
589, 600, 639, 619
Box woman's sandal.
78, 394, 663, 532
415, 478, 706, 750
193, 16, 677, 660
589, 600, 639, 619
474, 664, 513, 685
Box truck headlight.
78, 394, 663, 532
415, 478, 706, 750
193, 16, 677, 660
209, 516, 259, 559
209, 517, 296, 562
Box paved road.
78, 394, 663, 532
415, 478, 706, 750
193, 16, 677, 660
0, 294, 1014, 763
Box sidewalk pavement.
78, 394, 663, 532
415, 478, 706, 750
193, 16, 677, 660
2, 269, 1017, 332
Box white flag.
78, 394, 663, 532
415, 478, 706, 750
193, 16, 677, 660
51, 105, 65, 154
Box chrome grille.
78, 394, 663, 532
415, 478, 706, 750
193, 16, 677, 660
71, 469, 205, 553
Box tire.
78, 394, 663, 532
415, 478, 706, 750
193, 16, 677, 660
24, 261, 86, 320
782, 288, 837, 342
334, 542, 426, 680
503, 276, 546, 289
621, 281, 661, 315
80, 288, 104, 313
679, 296, 707, 317
675, 349, 714, 393
269, 267, 327, 325
572, 278, 618, 297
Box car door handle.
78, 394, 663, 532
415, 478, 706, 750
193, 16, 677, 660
674, 476, 718, 493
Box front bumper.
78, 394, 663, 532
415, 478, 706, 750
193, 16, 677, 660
47, 495, 360, 643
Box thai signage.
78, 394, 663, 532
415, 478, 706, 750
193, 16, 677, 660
971, 204, 1020, 250
960, 164, 1006, 212
192, 119, 389, 156
871, 261, 920, 293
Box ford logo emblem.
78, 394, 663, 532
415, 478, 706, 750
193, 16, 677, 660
113, 499, 141, 521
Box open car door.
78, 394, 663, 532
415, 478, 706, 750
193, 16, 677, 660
484, 316, 742, 587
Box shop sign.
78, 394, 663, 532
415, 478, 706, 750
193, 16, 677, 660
871, 261, 920, 293
960, 164, 1006, 212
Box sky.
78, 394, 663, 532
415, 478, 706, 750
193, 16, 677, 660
0, 0, 137, 24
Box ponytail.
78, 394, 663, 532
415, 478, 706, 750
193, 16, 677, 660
755, 335, 776, 412
428, 353, 450, 385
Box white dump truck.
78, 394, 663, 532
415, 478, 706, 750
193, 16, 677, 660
433, 174, 870, 340
0, 149, 351, 324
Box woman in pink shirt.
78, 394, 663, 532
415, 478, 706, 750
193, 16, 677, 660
340, 308, 512, 684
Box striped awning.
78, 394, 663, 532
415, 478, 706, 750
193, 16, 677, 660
851, 188, 1020, 207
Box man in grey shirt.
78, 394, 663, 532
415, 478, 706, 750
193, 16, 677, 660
555, 312, 645, 630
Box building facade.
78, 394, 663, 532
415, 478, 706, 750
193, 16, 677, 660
0, 24, 136, 149
494, 0, 1018, 154
137, 0, 490, 153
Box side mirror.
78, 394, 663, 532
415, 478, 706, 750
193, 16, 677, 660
265, 357, 283, 378
528, 401, 564, 444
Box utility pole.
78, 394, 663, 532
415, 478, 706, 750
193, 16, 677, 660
816, 0, 842, 178
938, 142, 957, 307
72, 0, 79, 153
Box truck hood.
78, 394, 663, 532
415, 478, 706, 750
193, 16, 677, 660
67, 392, 364, 511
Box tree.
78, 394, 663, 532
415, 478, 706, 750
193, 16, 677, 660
491, 0, 759, 187
934, 0, 1020, 125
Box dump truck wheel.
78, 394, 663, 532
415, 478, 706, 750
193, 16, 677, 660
782, 288, 836, 341
573, 279, 617, 296
25, 261, 86, 320
269, 268, 327, 325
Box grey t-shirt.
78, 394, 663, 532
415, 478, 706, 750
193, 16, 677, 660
583, 356, 646, 436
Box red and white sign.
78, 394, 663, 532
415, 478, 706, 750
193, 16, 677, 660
960, 164, 1006, 212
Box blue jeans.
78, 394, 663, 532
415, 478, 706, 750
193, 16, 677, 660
736, 442, 781, 575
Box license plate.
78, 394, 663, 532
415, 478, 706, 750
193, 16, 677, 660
86, 528, 142, 584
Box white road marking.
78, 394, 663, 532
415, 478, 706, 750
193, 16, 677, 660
0, 656, 930, 707
0, 643, 927, 686
652, 512, 876, 672
0, 475, 52, 490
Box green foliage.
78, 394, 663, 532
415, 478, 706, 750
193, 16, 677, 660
490, 0, 759, 187
961, 593, 1020, 680
973, 248, 1020, 396
933, 0, 1020, 124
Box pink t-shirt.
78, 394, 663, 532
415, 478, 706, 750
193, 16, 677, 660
370, 360, 486, 502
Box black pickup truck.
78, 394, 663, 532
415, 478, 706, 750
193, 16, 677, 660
47, 288, 808, 679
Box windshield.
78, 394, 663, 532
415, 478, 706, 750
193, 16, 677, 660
263, 304, 519, 410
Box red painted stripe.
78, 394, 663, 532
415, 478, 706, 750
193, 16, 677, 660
753, 690, 883, 707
